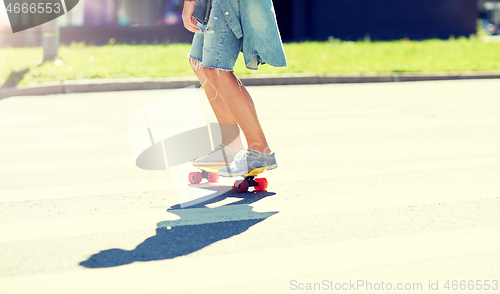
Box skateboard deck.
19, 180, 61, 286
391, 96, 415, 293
189, 165, 269, 193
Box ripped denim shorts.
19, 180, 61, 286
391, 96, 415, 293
188, 1, 242, 72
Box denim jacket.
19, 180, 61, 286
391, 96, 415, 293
193, 0, 287, 70
193, 0, 212, 25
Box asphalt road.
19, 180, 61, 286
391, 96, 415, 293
1, 80, 499, 294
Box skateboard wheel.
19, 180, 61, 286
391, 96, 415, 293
188, 172, 202, 184
254, 178, 268, 191
207, 172, 219, 183
233, 179, 249, 193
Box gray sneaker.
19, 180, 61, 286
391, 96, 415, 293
191, 144, 243, 166
217, 149, 277, 177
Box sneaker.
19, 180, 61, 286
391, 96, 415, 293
191, 143, 243, 166
217, 149, 277, 177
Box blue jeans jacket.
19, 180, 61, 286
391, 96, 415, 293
193, 0, 287, 70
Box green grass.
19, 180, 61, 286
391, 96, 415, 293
2, 37, 500, 87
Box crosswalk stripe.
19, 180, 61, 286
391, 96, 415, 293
0, 157, 132, 173
0, 125, 114, 137
0, 179, 171, 203
0, 116, 54, 124
0, 139, 131, 152
252, 184, 500, 217
0, 211, 175, 243
265, 157, 500, 181
374, 157, 500, 174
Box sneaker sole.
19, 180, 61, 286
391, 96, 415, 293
192, 161, 230, 167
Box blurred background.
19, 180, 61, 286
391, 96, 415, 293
1, 0, 499, 47
2, 0, 500, 89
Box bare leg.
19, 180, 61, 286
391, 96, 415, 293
189, 59, 243, 149
202, 67, 271, 153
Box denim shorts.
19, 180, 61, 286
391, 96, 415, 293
188, 2, 242, 72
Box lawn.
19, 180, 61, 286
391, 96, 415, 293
1, 37, 500, 87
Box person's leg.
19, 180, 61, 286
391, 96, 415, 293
187, 23, 243, 166
190, 1, 276, 176
202, 68, 271, 154
189, 59, 243, 149
207, 72, 277, 177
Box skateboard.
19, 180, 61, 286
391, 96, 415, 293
188, 166, 269, 193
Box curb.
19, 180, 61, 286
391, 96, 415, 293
1, 72, 500, 98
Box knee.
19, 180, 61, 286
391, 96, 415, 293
203, 67, 224, 87
202, 67, 219, 81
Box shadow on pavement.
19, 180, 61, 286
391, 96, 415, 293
79, 191, 277, 268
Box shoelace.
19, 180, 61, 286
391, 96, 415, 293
234, 150, 250, 162
209, 144, 223, 155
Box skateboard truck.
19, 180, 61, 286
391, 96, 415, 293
188, 170, 219, 184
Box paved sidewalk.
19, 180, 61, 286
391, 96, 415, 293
2, 71, 500, 98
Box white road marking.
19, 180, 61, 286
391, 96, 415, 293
0, 157, 132, 173
0, 211, 177, 243
0, 117, 54, 124
0, 139, 131, 152
0, 125, 114, 136
0, 179, 172, 203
